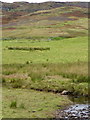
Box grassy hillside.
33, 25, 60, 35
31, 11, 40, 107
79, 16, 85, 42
2, 1, 89, 118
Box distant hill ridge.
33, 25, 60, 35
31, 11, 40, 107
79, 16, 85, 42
1, 1, 88, 12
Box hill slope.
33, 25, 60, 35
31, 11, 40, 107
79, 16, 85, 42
1, 1, 88, 40
2, 1, 88, 24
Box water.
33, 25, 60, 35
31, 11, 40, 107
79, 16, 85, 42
64, 104, 90, 119
56, 96, 90, 119
64, 96, 90, 119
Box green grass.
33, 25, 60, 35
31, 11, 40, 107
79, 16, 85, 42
2, 87, 71, 118
2, 36, 88, 64
2, 36, 88, 118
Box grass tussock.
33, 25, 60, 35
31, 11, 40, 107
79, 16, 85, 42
10, 100, 17, 108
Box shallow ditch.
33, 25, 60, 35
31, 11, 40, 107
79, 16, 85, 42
56, 96, 90, 119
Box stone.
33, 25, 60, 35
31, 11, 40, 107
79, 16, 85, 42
61, 90, 69, 95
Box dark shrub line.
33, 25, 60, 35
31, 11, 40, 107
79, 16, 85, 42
8, 47, 50, 51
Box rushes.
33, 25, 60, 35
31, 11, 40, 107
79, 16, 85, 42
2, 62, 88, 95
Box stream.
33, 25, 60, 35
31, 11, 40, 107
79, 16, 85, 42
56, 96, 90, 119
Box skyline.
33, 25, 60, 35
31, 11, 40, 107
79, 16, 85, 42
1, 0, 89, 3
